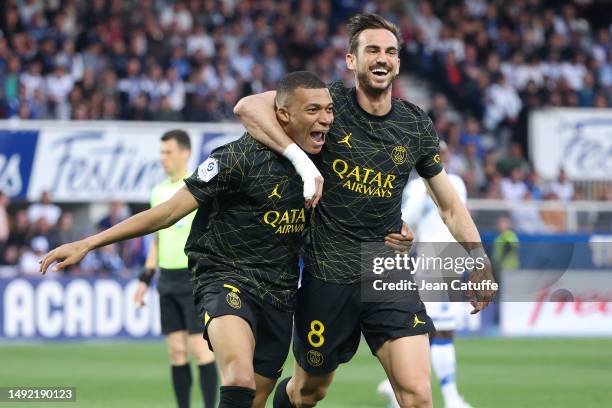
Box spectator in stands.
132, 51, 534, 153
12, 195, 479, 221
0, 192, 9, 262
501, 168, 528, 202
165, 67, 186, 112
511, 191, 548, 233
6, 209, 30, 252
2, 245, 19, 268
97, 200, 129, 230
232, 42, 256, 81
540, 193, 567, 232
525, 168, 544, 201
484, 72, 522, 130
31, 216, 53, 243
548, 168, 575, 202
48, 212, 79, 249
414, 1, 442, 50
27, 191, 61, 226
428, 92, 458, 124
125, 92, 152, 121
153, 96, 182, 122
46, 64, 74, 120
497, 142, 530, 177
578, 71, 596, 107
99, 243, 128, 276
462, 142, 486, 195
19, 235, 49, 275
20, 60, 44, 99
80, 243, 126, 276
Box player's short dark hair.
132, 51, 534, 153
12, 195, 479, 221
347, 13, 402, 55
161, 129, 191, 150
275, 71, 326, 107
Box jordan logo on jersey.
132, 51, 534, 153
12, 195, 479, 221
413, 315, 426, 328
338, 132, 353, 148
268, 184, 282, 199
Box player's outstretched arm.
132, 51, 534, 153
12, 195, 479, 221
234, 91, 323, 207
39, 187, 198, 274
424, 170, 497, 313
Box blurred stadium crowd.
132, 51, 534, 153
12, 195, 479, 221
1, 0, 611, 273
0, 190, 147, 275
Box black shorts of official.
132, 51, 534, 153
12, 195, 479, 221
196, 281, 293, 380
293, 272, 434, 375
158, 268, 202, 335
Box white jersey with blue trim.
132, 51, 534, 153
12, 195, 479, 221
401, 173, 467, 242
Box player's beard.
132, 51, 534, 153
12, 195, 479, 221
356, 67, 397, 97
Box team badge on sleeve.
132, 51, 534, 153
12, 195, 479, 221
197, 157, 219, 182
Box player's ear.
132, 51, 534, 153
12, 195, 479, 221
346, 52, 356, 70
275, 106, 290, 125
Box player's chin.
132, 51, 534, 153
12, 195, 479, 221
303, 142, 324, 155
366, 77, 392, 91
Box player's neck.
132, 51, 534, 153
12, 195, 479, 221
169, 167, 187, 183
354, 85, 392, 116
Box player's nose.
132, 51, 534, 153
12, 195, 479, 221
318, 110, 333, 127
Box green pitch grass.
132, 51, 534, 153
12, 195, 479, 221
1, 338, 611, 407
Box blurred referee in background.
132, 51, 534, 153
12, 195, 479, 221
134, 130, 217, 408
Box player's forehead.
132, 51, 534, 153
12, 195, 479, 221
291, 87, 332, 107
161, 138, 181, 151
357, 28, 399, 50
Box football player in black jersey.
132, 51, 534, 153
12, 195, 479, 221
235, 14, 496, 408
40, 72, 336, 408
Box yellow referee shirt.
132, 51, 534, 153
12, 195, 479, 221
150, 173, 195, 269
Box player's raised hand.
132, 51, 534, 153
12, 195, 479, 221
465, 255, 497, 314
384, 222, 414, 253
305, 174, 324, 209
39, 240, 91, 274
284, 143, 324, 209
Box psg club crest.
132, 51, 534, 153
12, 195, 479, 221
226, 291, 242, 309
307, 350, 324, 366
391, 146, 407, 165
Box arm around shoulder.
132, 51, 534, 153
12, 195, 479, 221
233, 91, 292, 153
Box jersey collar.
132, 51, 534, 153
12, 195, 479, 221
350, 87, 396, 122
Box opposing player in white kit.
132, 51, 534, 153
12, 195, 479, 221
378, 141, 473, 408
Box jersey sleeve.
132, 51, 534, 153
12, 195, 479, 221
414, 113, 444, 179
184, 143, 247, 205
